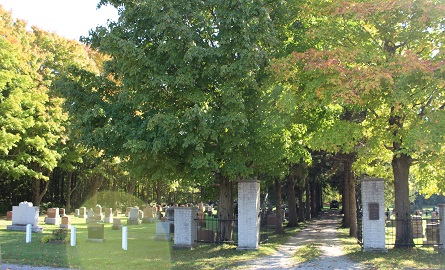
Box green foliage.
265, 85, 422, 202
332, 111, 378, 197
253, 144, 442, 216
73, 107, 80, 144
271, 0, 445, 193
63, 0, 302, 186
40, 229, 70, 243
0, 7, 68, 182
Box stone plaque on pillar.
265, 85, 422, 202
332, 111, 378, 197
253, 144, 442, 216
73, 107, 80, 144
368, 203, 380, 220
361, 177, 387, 252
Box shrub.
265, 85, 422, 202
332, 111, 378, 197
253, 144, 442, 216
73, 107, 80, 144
40, 229, 70, 243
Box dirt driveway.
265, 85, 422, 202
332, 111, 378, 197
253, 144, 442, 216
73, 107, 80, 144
238, 210, 368, 269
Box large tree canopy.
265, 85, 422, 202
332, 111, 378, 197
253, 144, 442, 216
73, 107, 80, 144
272, 0, 445, 247
59, 0, 288, 240
64, 0, 291, 184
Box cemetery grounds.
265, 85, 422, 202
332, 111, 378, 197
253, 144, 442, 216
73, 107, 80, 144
0, 211, 445, 270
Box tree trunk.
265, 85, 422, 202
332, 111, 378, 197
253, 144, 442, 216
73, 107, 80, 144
310, 180, 317, 217
345, 157, 357, 237
113, 175, 118, 209
66, 172, 72, 213
286, 169, 298, 227
342, 168, 351, 228
89, 174, 104, 206
295, 163, 307, 222
31, 166, 50, 206
305, 177, 311, 220
274, 178, 285, 234
32, 178, 41, 206
392, 153, 414, 248
155, 179, 162, 205
297, 187, 305, 222
217, 175, 234, 242
316, 183, 322, 212
32, 178, 50, 207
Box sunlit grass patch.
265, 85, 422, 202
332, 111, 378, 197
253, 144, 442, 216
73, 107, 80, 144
293, 242, 321, 263
0, 215, 309, 270
338, 227, 445, 269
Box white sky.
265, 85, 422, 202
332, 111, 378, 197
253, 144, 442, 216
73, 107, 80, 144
0, 0, 119, 41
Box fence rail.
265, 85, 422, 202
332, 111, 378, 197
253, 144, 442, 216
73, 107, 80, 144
195, 215, 238, 244
194, 213, 271, 245
385, 217, 442, 247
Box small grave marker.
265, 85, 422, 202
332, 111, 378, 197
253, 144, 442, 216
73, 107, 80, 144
60, 216, 71, 229
112, 218, 123, 230
127, 208, 141, 225
87, 223, 105, 242
45, 208, 60, 225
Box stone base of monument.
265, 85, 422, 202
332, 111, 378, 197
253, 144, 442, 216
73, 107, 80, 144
103, 217, 113, 223
7, 225, 43, 233
60, 224, 71, 229
172, 244, 195, 250
154, 233, 172, 241
142, 217, 156, 223
111, 225, 122, 230
112, 218, 122, 230
362, 247, 388, 252
44, 217, 60, 225
127, 218, 141, 225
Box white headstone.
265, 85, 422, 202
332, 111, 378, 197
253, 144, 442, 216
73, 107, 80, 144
11, 202, 39, 226
7, 201, 43, 233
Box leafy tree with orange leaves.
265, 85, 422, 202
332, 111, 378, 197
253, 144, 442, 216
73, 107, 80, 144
272, 0, 445, 247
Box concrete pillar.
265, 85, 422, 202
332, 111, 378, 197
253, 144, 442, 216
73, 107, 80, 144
237, 179, 261, 250
173, 207, 197, 249
438, 204, 445, 254
361, 177, 387, 252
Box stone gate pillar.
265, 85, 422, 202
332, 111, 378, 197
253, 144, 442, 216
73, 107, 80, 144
172, 207, 197, 249
237, 179, 261, 250
361, 177, 387, 252
438, 204, 445, 254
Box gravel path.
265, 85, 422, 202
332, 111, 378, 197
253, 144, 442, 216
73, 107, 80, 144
238, 210, 368, 270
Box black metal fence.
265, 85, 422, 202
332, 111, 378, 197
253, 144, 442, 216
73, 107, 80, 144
194, 212, 271, 245
385, 215, 442, 247
195, 214, 238, 244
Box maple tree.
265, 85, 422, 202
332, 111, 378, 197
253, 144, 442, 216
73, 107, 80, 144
66, 0, 292, 241
272, 0, 445, 247
0, 6, 110, 206
0, 8, 68, 206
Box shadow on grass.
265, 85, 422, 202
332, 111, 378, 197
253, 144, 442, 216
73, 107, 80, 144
339, 228, 445, 269
170, 223, 304, 270
0, 217, 305, 270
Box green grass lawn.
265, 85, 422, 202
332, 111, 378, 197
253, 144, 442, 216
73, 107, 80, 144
1, 216, 172, 269
0, 215, 301, 270
339, 227, 445, 269
2, 215, 445, 270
